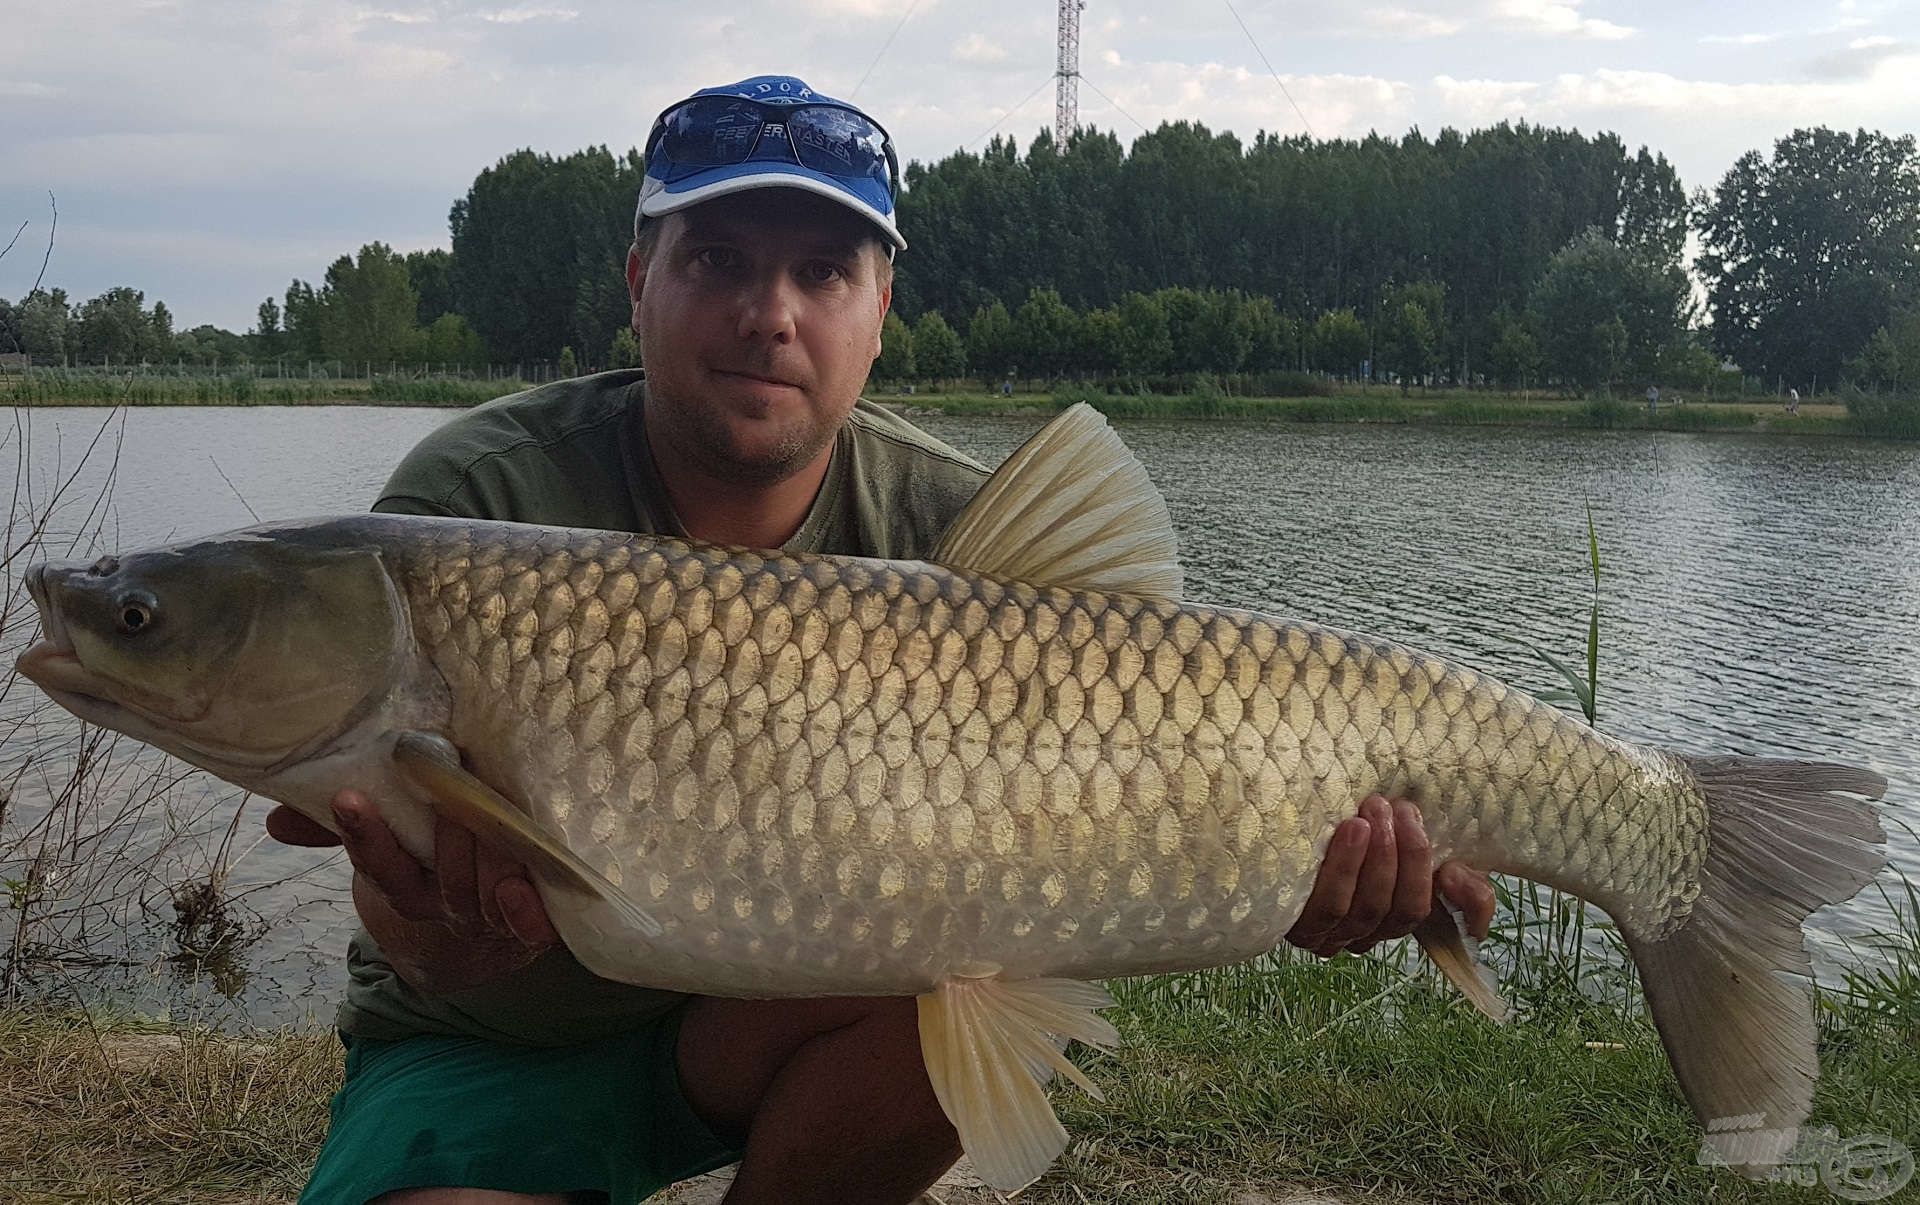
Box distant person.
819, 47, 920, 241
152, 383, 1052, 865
1645, 384, 1659, 413
1788, 387, 1800, 415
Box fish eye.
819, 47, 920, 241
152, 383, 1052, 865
115, 590, 158, 636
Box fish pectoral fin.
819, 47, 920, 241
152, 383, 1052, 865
390, 731, 661, 938
1413, 894, 1509, 1023
915, 974, 1118, 1193
930, 402, 1183, 602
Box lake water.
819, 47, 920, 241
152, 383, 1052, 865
3, 404, 1916, 1028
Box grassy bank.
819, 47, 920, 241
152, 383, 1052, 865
897, 389, 1860, 436
1, 370, 527, 407
1, 373, 1878, 438
0, 1010, 338, 1204
5, 892, 1913, 1204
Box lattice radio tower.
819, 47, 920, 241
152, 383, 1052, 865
1055, 0, 1084, 152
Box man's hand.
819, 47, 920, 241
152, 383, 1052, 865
1285, 794, 1494, 958
266, 793, 559, 995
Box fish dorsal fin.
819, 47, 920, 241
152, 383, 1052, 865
916, 974, 1118, 1193
931, 403, 1183, 602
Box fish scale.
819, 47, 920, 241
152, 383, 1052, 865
392, 518, 1700, 996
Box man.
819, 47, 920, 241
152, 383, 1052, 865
274, 74, 1495, 1205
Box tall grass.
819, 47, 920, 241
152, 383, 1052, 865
3, 369, 527, 407
1844, 387, 1920, 440
363, 375, 521, 405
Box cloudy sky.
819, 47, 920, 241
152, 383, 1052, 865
3, 0, 1916, 331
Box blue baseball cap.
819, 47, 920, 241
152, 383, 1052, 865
636, 74, 906, 253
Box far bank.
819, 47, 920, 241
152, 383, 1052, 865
3, 371, 1909, 438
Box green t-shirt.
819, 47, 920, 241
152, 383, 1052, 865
338, 368, 989, 1046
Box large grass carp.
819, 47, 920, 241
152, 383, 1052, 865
16, 405, 1888, 1190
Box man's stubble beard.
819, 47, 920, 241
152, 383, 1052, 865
650, 385, 840, 487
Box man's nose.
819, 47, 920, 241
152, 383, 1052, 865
736, 273, 799, 343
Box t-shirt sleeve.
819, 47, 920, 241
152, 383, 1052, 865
373, 434, 486, 519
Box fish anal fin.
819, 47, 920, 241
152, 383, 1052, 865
1414, 895, 1509, 1023
930, 403, 1183, 602
390, 731, 661, 938
916, 974, 1118, 1193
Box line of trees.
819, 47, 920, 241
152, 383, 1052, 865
872, 236, 1710, 392
3, 124, 1916, 397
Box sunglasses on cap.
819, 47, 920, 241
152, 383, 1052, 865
645, 95, 901, 200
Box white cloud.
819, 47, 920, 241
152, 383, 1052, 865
1432, 74, 1540, 123
472, 6, 578, 23
1700, 32, 1781, 46
1821, 0, 1871, 30
1809, 36, 1913, 81
952, 33, 1008, 63
0, 81, 58, 97
1490, 0, 1636, 40
356, 8, 435, 24
806, 0, 921, 16
1083, 51, 1412, 140
1357, 6, 1465, 38
1538, 68, 1837, 113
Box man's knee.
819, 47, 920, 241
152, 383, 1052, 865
677, 995, 939, 1137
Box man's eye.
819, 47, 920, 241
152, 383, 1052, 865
696, 247, 740, 269
804, 262, 845, 284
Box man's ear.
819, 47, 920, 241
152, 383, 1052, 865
625, 244, 647, 305
872, 255, 893, 360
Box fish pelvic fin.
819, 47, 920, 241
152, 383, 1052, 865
1414, 896, 1509, 1023
1624, 755, 1886, 1177
930, 402, 1183, 603
916, 973, 1119, 1193
391, 731, 662, 938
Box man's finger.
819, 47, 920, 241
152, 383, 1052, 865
1380, 800, 1435, 940
495, 878, 560, 948
471, 839, 524, 934
265, 805, 342, 848
333, 793, 439, 923
1321, 795, 1396, 953
434, 813, 481, 930
1287, 815, 1369, 950
1437, 861, 1497, 941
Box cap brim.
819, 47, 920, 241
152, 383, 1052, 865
640, 163, 906, 251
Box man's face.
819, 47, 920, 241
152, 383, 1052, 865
627, 189, 893, 485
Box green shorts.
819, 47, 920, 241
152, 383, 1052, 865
300, 1005, 744, 1204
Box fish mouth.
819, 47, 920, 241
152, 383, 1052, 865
18, 562, 77, 666
15, 564, 127, 726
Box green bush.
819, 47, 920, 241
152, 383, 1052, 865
1844, 385, 1920, 439
1581, 396, 1631, 427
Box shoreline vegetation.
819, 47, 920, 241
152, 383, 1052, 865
0, 369, 1899, 438
3, 880, 1915, 1204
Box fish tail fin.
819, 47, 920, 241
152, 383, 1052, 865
1622, 754, 1885, 1175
